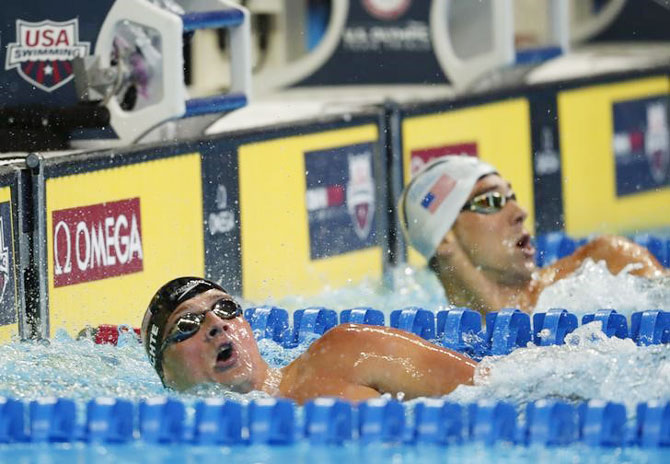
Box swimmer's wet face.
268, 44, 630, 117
159, 289, 267, 392
450, 174, 536, 284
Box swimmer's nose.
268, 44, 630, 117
204, 311, 228, 339
508, 199, 527, 225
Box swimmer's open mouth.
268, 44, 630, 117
214, 342, 236, 371
516, 233, 535, 257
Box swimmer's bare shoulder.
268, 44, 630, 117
278, 324, 476, 403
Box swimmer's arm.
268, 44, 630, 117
541, 235, 667, 281
320, 325, 477, 400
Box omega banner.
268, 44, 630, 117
45, 154, 205, 336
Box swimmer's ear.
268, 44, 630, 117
435, 231, 458, 257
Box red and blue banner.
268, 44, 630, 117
612, 95, 670, 196
305, 143, 377, 260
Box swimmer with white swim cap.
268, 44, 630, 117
398, 156, 668, 315
141, 277, 476, 403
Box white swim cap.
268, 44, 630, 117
398, 156, 497, 260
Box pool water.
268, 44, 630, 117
0, 261, 668, 461
2, 442, 669, 464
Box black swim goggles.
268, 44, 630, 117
158, 298, 243, 355
461, 191, 516, 214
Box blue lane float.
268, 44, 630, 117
485, 309, 532, 355
525, 400, 579, 446
532, 308, 578, 345
637, 401, 670, 448
2, 396, 670, 448
390, 308, 435, 340
304, 398, 353, 445
244, 306, 670, 356
340, 307, 385, 326
582, 310, 629, 339
631, 310, 670, 346
413, 399, 463, 444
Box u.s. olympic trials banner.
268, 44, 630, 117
304, 142, 377, 260
612, 95, 670, 196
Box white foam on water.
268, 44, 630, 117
447, 322, 670, 415
534, 258, 670, 319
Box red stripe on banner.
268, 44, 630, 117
410, 143, 479, 174
629, 131, 644, 152
326, 185, 345, 207
52, 61, 61, 83
412, 143, 478, 163
62, 61, 72, 74
24, 61, 35, 74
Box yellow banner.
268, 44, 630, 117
0, 186, 18, 343
45, 154, 204, 336
401, 99, 535, 265
558, 76, 670, 236
238, 125, 381, 301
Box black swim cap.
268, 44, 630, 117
142, 277, 226, 380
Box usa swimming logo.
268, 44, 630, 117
346, 153, 375, 240
5, 19, 90, 92
421, 174, 456, 213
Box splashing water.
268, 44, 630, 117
0, 262, 668, 409
535, 258, 670, 319
447, 322, 670, 415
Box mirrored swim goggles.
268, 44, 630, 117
158, 298, 243, 357
461, 191, 516, 214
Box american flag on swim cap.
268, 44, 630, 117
421, 174, 456, 214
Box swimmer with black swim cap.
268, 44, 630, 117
399, 156, 668, 315
142, 277, 476, 403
